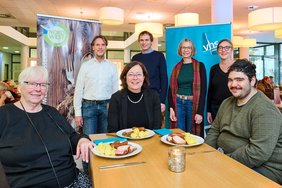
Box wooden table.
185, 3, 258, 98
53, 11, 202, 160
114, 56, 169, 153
89, 129, 281, 188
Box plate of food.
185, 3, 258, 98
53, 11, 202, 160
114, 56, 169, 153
92, 140, 142, 159
116, 127, 155, 139
161, 132, 204, 147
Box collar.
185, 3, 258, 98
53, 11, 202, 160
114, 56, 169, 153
93, 56, 106, 63
142, 49, 154, 54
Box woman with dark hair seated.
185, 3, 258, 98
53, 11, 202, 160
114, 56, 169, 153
108, 61, 162, 133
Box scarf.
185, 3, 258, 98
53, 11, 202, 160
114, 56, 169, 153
170, 58, 202, 136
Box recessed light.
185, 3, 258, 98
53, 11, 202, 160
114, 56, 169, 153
3, 47, 8, 49
247, 5, 258, 11
136, 13, 161, 21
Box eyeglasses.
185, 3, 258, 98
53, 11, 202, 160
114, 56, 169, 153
218, 46, 232, 51
181, 46, 192, 50
127, 73, 144, 79
24, 81, 50, 89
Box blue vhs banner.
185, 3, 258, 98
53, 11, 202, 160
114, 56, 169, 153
165, 23, 232, 128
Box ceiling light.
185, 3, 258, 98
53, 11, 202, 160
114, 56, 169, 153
3, 47, 8, 49
242, 38, 256, 48
99, 7, 124, 25
274, 29, 282, 38
248, 7, 282, 31
30, 60, 37, 66
232, 36, 244, 48
14, 51, 20, 53
135, 22, 163, 38
174, 13, 199, 26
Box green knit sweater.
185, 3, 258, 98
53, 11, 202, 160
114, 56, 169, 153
205, 91, 282, 184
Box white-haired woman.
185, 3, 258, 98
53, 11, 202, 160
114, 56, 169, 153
0, 66, 95, 187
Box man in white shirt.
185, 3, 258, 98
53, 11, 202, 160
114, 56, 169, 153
74, 35, 119, 134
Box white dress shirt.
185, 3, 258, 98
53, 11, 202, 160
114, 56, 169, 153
73, 57, 119, 116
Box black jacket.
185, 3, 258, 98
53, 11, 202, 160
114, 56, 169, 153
108, 89, 162, 133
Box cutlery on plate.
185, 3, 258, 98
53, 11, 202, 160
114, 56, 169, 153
99, 161, 146, 169
187, 150, 216, 155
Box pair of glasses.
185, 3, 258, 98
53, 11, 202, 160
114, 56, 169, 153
181, 46, 192, 50
24, 81, 50, 88
218, 46, 232, 51
127, 73, 144, 78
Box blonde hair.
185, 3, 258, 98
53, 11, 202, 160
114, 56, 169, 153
177, 38, 196, 57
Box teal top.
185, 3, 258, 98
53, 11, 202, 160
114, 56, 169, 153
177, 63, 193, 95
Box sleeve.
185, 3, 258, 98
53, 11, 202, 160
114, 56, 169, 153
168, 86, 173, 109
207, 67, 215, 112
107, 92, 120, 133
152, 91, 162, 129
132, 54, 137, 61
228, 106, 281, 168
0, 107, 7, 138
205, 103, 223, 148
112, 64, 119, 94
196, 62, 207, 115
73, 64, 86, 116
159, 53, 168, 104
46, 106, 90, 154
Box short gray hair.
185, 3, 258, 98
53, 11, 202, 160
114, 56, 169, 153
18, 66, 49, 85
177, 38, 196, 57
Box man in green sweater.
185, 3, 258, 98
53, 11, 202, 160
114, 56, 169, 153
205, 59, 282, 184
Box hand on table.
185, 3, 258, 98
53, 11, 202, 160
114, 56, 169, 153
76, 138, 96, 163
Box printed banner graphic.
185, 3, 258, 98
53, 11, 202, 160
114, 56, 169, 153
37, 14, 101, 127
165, 23, 232, 127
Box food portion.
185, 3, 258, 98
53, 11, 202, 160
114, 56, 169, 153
166, 132, 197, 145
122, 127, 150, 138
96, 140, 137, 156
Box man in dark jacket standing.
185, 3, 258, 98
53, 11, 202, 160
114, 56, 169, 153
132, 31, 168, 113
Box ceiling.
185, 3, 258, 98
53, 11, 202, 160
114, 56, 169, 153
0, 0, 282, 53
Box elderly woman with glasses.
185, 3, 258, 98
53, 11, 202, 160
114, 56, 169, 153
206, 39, 234, 124
107, 61, 162, 133
168, 38, 207, 137
0, 66, 95, 187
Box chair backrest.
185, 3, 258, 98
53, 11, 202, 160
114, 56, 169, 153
0, 161, 10, 188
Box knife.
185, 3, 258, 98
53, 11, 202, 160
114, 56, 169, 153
187, 150, 216, 155
99, 161, 146, 169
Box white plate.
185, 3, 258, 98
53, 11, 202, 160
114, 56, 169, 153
116, 128, 155, 140
92, 142, 142, 159
160, 134, 204, 147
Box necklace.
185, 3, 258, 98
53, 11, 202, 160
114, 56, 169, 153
127, 93, 144, 104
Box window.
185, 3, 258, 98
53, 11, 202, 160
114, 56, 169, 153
249, 43, 281, 86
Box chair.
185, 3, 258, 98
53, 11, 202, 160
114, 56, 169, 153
204, 124, 211, 138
